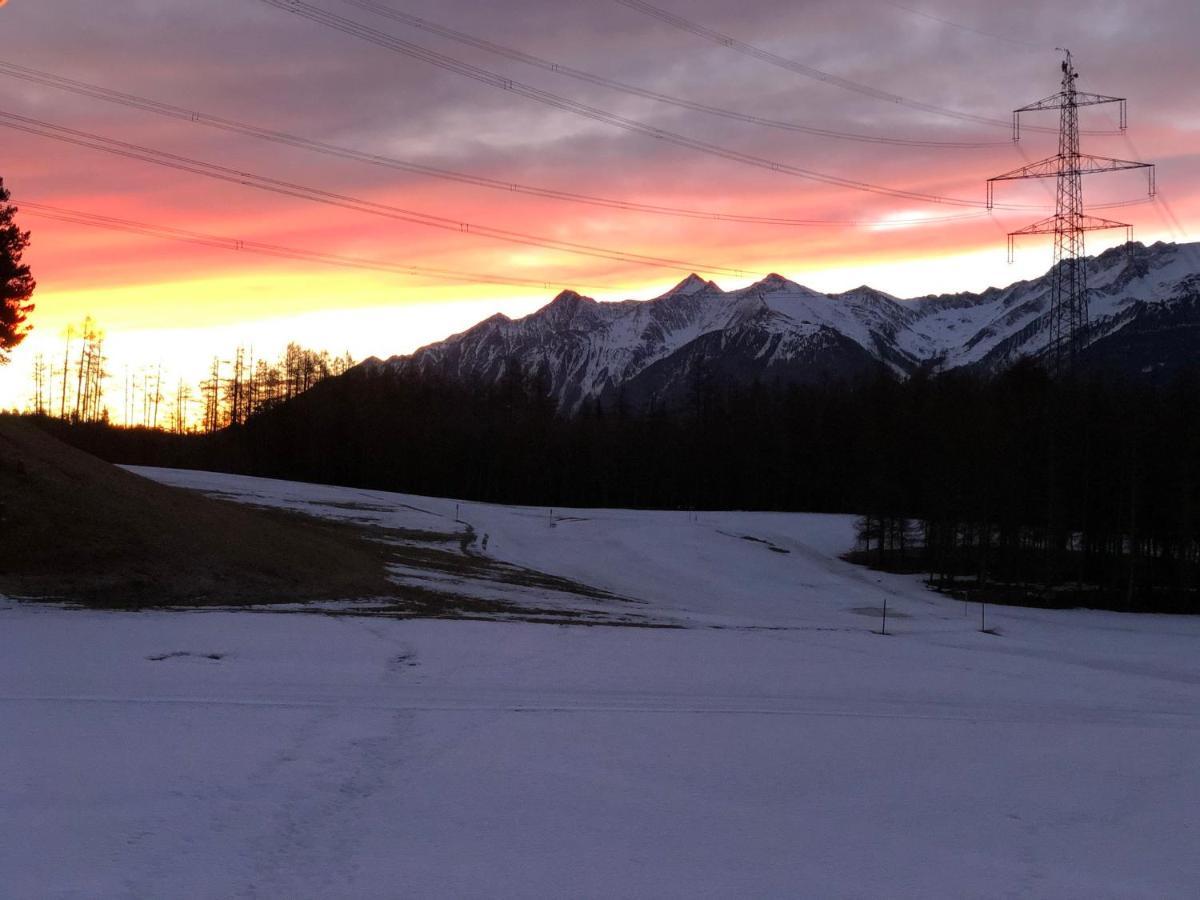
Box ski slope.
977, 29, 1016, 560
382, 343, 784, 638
3, 468, 1198, 898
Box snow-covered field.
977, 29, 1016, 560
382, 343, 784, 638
4, 469, 1199, 898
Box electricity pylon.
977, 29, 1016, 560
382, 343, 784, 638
987, 50, 1155, 374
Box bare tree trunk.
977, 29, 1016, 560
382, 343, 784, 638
60, 326, 72, 419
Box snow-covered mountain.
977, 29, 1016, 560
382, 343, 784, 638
372, 241, 1200, 410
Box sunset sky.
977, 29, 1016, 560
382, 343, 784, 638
0, 0, 1196, 418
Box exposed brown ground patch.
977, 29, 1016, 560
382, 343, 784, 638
0, 416, 398, 607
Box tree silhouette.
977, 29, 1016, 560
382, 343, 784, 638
0, 179, 35, 361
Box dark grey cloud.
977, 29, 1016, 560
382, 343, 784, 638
1, 0, 1195, 275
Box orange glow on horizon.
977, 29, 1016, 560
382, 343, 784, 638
1, 0, 1197, 420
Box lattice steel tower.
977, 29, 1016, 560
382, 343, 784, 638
987, 50, 1155, 374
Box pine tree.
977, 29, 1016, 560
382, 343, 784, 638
0, 179, 35, 361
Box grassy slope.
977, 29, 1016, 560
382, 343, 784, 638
0, 416, 397, 606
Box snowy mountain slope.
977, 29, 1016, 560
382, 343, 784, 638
7, 467, 1200, 897
375, 240, 1200, 410
611, 318, 880, 409
903, 240, 1200, 372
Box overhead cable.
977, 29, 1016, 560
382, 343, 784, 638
339, 0, 1007, 149
256, 0, 1038, 210
15, 200, 618, 291
0, 109, 759, 278
610, 0, 1116, 135
0, 59, 990, 228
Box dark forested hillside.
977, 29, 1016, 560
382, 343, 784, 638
37, 359, 1200, 612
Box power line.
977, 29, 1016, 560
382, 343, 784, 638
257, 0, 1037, 209
0, 109, 761, 278
0, 59, 989, 229
879, 1, 1044, 51
1117, 129, 1198, 258
338, 0, 1006, 149
610, 0, 1115, 136
14, 200, 619, 291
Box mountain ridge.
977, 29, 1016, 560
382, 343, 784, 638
370, 240, 1200, 410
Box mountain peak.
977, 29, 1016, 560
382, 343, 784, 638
479, 312, 511, 326
755, 273, 799, 292
544, 289, 598, 313
539, 289, 599, 329
834, 285, 899, 303
663, 273, 720, 297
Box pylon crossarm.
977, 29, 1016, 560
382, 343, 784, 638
1008, 215, 1060, 237
989, 155, 1063, 183
1010, 214, 1130, 238
1073, 153, 1152, 175
1074, 215, 1132, 235
1005, 215, 1132, 262
1013, 92, 1126, 139
1015, 91, 1070, 114
1073, 156, 1156, 196
1017, 91, 1125, 112
990, 154, 1150, 183
987, 156, 1154, 208
1072, 91, 1126, 108
1005, 215, 1058, 262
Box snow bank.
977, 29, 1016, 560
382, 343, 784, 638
3, 468, 1197, 897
